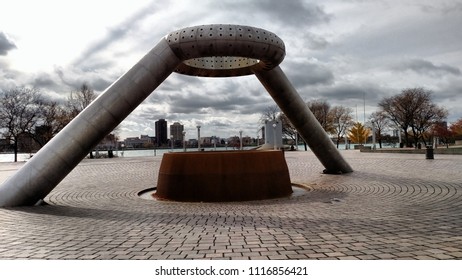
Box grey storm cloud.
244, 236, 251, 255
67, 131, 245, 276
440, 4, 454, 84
73, 1, 161, 68
165, 88, 262, 114
0, 61, 20, 89
0, 32, 16, 55
32, 73, 59, 90
54, 66, 113, 93
395, 58, 461, 77
284, 61, 335, 87
304, 31, 329, 50
251, 0, 331, 26
419, 1, 462, 15
331, 5, 462, 60
214, 0, 330, 27
315, 83, 388, 106
144, 74, 274, 117
225, 0, 331, 26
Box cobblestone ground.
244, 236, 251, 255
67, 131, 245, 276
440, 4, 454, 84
0, 150, 461, 260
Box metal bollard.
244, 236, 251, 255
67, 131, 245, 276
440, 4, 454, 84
425, 146, 434, 159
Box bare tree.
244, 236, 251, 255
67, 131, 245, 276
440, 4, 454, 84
66, 83, 121, 158
379, 88, 447, 147
307, 99, 334, 133
329, 105, 354, 148
279, 113, 297, 141
367, 111, 390, 148
67, 83, 97, 118
260, 105, 299, 143
432, 122, 453, 148
0, 87, 45, 161
379, 89, 417, 147
449, 118, 462, 140
32, 101, 69, 147
413, 102, 448, 146
259, 104, 280, 123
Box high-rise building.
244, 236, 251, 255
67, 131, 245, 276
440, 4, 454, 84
155, 119, 168, 146
170, 122, 184, 141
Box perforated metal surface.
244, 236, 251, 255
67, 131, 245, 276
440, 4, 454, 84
166, 24, 286, 77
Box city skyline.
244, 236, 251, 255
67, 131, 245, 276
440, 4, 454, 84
121, 118, 264, 143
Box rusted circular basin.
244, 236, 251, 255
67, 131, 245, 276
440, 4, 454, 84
154, 150, 292, 202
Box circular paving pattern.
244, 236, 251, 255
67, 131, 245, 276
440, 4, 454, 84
0, 151, 461, 260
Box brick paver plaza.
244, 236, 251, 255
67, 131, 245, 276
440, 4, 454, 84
0, 150, 461, 260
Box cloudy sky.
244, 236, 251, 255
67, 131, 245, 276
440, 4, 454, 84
1, 0, 461, 140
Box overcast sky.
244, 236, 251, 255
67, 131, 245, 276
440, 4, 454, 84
1, 0, 461, 139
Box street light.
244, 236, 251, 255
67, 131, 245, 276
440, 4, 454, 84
182, 131, 186, 152
295, 131, 298, 151
239, 130, 243, 150
170, 135, 173, 152
272, 123, 277, 150
371, 119, 376, 150
197, 125, 201, 151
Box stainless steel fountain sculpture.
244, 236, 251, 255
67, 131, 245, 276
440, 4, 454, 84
0, 24, 352, 207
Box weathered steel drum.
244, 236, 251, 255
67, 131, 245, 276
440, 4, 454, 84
154, 150, 292, 202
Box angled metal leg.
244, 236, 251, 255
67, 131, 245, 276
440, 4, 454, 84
0, 39, 181, 207
254, 66, 353, 174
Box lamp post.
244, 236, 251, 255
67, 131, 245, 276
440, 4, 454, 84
197, 125, 201, 151
170, 135, 173, 152
257, 127, 262, 148
295, 131, 298, 151
371, 119, 376, 150
345, 135, 348, 150
272, 123, 277, 150
239, 131, 243, 150
182, 131, 186, 152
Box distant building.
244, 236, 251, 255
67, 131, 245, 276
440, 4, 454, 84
202, 137, 213, 146
124, 137, 145, 149
170, 122, 184, 142
155, 119, 168, 146
140, 135, 155, 145
265, 120, 283, 149
242, 136, 252, 146
96, 133, 118, 150
121, 135, 155, 149
201, 136, 221, 147
227, 136, 240, 149
188, 138, 198, 147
